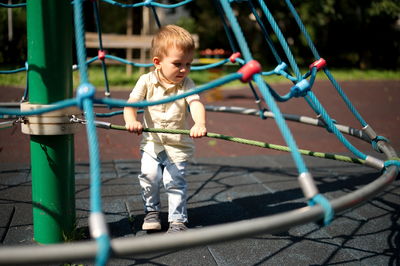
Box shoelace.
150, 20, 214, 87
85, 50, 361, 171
168, 223, 187, 232
144, 212, 159, 222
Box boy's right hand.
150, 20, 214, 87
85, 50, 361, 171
125, 121, 143, 135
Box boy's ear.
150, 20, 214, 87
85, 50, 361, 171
153, 57, 161, 69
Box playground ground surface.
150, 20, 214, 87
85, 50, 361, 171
0, 80, 399, 265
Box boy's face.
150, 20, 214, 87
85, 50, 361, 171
153, 47, 193, 84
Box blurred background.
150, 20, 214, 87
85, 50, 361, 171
1, 0, 399, 68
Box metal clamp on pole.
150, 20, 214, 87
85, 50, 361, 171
362, 124, 377, 140
20, 102, 82, 135
298, 172, 319, 199
365, 156, 385, 170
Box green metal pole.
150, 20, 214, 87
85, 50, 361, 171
27, 0, 75, 244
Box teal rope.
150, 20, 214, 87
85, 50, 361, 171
83, 94, 110, 266
324, 69, 368, 127
248, 0, 282, 64
213, 0, 239, 53
220, 0, 253, 61
372, 136, 389, 153
74, 0, 110, 264
73, 0, 89, 84
98, 72, 242, 108
384, 159, 400, 174
220, 0, 309, 174
257, 0, 301, 81
255, 74, 309, 173
99, 0, 192, 8
0, 67, 27, 74
284, 0, 320, 59
284, 0, 368, 127
95, 234, 111, 266
308, 194, 334, 226
0, 3, 26, 8
0, 99, 77, 116
191, 58, 231, 71
150, 5, 162, 28
306, 91, 367, 160
105, 55, 153, 68
92, 0, 111, 96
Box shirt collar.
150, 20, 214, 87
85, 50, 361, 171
152, 69, 184, 89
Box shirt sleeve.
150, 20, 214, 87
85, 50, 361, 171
129, 74, 148, 101
184, 77, 200, 104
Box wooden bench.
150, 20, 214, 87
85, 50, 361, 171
85, 32, 199, 74
85, 32, 153, 50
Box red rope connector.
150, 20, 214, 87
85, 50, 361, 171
229, 52, 241, 63
238, 60, 262, 82
309, 58, 327, 71
98, 50, 106, 61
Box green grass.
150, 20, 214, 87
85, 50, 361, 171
1, 65, 399, 90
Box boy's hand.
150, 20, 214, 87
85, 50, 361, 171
190, 123, 207, 138
125, 121, 143, 135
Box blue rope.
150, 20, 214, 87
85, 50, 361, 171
0, 3, 26, 8
94, 234, 111, 266
254, 74, 308, 174
284, 0, 368, 127
371, 136, 389, 153
324, 69, 368, 127
0, 73, 241, 117
150, 5, 162, 28
257, 0, 301, 81
220, 0, 308, 174
306, 91, 367, 160
0, 67, 27, 74
284, 0, 320, 59
99, 0, 192, 8
104, 55, 153, 68
220, 0, 253, 61
73, 0, 89, 84
191, 58, 231, 71
83, 95, 110, 266
99, 72, 242, 108
96, 110, 123, 117
384, 159, 400, 173
74, 0, 110, 264
0, 99, 77, 116
247, 0, 282, 64
308, 194, 334, 226
213, 0, 239, 53
92, 0, 111, 96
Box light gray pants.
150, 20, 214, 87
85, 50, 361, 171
138, 151, 188, 223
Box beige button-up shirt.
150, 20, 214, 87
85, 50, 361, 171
129, 70, 200, 163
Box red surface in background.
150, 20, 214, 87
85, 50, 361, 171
1, 80, 399, 164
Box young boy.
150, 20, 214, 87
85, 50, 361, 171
123, 25, 207, 233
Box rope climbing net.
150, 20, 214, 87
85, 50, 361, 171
0, 0, 399, 265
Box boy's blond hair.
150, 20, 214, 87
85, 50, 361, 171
151, 25, 195, 59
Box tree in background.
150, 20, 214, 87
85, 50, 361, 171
0, 0, 399, 69
300, 0, 400, 69
188, 0, 400, 69
0, 6, 26, 66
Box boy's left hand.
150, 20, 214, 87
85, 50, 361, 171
190, 124, 207, 138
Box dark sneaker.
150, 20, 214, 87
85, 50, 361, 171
167, 222, 187, 233
142, 211, 161, 231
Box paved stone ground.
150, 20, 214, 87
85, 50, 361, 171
0, 80, 399, 265
0, 154, 399, 265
